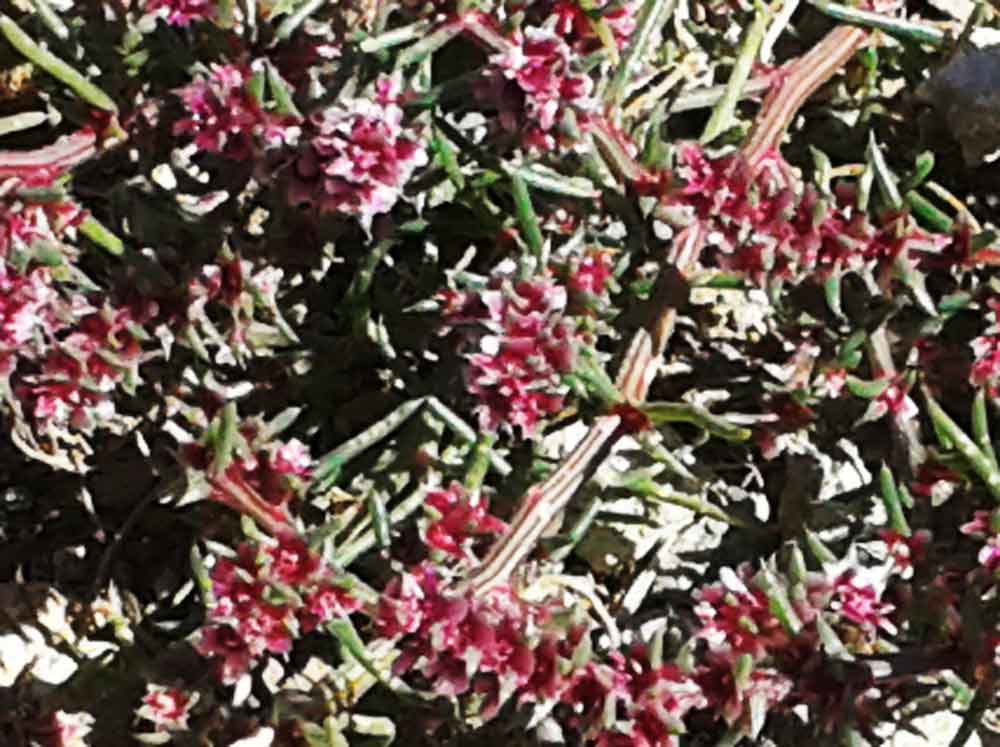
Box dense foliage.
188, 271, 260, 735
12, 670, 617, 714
0, 0, 998, 744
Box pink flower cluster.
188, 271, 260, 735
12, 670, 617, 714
690, 564, 893, 734
375, 565, 542, 701
376, 553, 896, 744
422, 481, 507, 561
184, 253, 295, 365
35, 710, 94, 747
549, 0, 638, 53
577, 649, 706, 747
653, 144, 960, 284
439, 275, 578, 437
194, 534, 360, 683
375, 565, 703, 744
960, 510, 1000, 577
146, 0, 215, 25
136, 684, 197, 732
970, 298, 1000, 393
486, 27, 595, 149
289, 76, 427, 230
175, 64, 300, 161
0, 196, 154, 460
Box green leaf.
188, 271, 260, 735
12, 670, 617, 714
329, 618, 388, 683
511, 172, 544, 261
0, 14, 117, 112
701, 3, 769, 144
210, 402, 239, 476
879, 463, 911, 535
845, 375, 890, 399
606, 0, 679, 108
866, 132, 902, 212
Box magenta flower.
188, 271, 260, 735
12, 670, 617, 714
146, 0, 215, 25
970, 299, 1000, 392
548, 0, 638, 53
266, 534, 322, 586
879, 529, 931, 576
693, 567, 791, 660
375, 565, 544, 699
824, 572, 895, 634
568, 251, 614, 298
137, 685, 198, 732
193, 624, 254, 684
861, 375, 917, 425
650, 143, 973, 286
272, 438, 313, 477
174, 64, 300, 161
36, 711, 94, 747
289, 75, 427, 230
194, 535, 359, 682
960, 510, 1000, 575
440, 275, 577, 437
487, 27, 595, 149
423, 481, 507, 560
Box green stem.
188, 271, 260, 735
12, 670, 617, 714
627, 474, 756, 529
973, 389, 998, 470
29, 0, 69, 40
313, 398, 426, 491
923, 387, 1000, 503
606, 0, 679, 109
701, 3, 768, 143
274, 0, 325, 41
642, 401, 752, 442
79, 216, 124, 256
511, 172, 544, 261
0, 14, 117, 112
0, 111, 48, 138
424, 397, 512, 475
335, 486, 428, 566
808, 0, 946, 46
463, 432, 496, 494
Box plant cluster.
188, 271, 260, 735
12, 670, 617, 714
0, 0, 999, 744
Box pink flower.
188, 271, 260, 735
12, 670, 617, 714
423, 481, 507, 560
970, 299, 1000, 391
548, 0, 638, 53
693, 568, 791, 661
879, 529, 931, 575
568, 252, 614, 297
613, 648, 708, 746
266, 534, 322, 586
814, 367, 847, 399
649, 143, 964, 287
961, 510, 1000, 575
137, 685, 197, 732
174, 64, 299, 161
300, 584, 362, 631
289, 75, 427, 230
272, 439, 312, 477
862, 375, 917, 425
38, 711, 94, 747
146, 0, 215, 25
194, 535, 359, 682
486, 27, 595, 148
822, 572, 895, 634
375, 565, 547, 699
910, 461, 962, 500
440, 276, 577, 437
193, 624, 254, 684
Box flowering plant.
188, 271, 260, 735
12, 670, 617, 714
1, 0, 999, 745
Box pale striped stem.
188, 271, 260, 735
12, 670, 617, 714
743, 25, 869, 167
463, 27, 867, 596
464, 228, 705, 596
